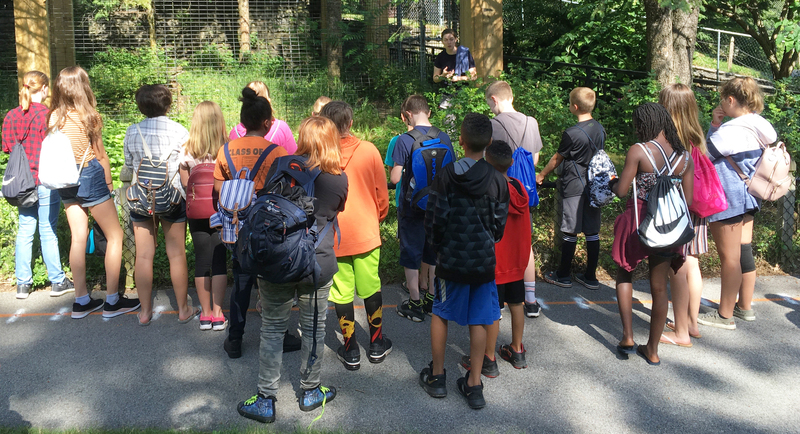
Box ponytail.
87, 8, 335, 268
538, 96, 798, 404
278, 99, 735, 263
20, 71, 49, 111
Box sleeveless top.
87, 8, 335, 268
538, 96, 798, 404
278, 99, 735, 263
634, 140, 689, 200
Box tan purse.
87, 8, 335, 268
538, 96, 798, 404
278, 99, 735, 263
726, 141, 792, 201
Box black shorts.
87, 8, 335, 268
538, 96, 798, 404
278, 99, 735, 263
130, 200, 187, 223
717, 209, 757, 225
497, 280, 525, 305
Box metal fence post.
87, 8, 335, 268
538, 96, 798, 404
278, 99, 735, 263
419, 5, 426, 84
780, 162, 797, 272
118, 166, 136, 291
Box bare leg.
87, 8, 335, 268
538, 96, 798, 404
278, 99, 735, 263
684, 255, 703, 336
509, 303, 525, 351
89, 199, 123, 295
419, 263, 430, 291
523, 248, 536, 282
709, 221, 742, 318
664, 262, 691, 345
211, 275, 227, 318
645, 256, 672, 364
430, 314, 448, 375
162, 220, 192, 320
468, 324, 488, 387
64, 203, 90, 298
615, 267, 635, 347
738, 215, 755, 310
196, 277, 212, 318
133, 220, 156, 323
485, 320, 499, 359
404, 267, 420, 301
426, 264, 436, 297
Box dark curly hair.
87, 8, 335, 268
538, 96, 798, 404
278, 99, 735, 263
240, 86, 272, 132
632, 102, 685, 154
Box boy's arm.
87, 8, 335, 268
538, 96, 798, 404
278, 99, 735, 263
390, 164, 403, 185
536, 153, 564, 184
491, 182, 510, 242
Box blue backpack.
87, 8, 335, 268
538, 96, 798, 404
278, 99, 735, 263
507, 147, 539, 207
236, 155, 338, 284
401, 126, 455, 212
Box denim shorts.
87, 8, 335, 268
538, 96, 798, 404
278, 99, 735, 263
130, 199, 187, 223
59, 159, 112, 208
397, 212, 436, 269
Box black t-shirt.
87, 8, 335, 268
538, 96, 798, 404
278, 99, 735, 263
312, 171, 349, 285
434, 48, 476, 90
556, 119, 606, 197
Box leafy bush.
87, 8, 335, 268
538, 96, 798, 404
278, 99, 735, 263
190, 43, 237, 70
88, 47, 171, 117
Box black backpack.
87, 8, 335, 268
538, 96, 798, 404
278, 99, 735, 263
2, 118, 38, 208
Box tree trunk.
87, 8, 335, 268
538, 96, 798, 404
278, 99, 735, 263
323, 0, 342, 77
147, 2, 156, 49
238, 0, 251, 60
671, 2, 699, 85
644, 0, 674, 87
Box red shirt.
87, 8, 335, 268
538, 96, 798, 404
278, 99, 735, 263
2, 103, 49, 185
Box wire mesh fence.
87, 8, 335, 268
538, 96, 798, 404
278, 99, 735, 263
695, 27, 775, 82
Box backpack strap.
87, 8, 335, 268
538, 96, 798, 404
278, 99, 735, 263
493, 116, 529, 151
223, 142, 237, 175
725, 155, 751, 183
574, 123, 606, 153
648, 140, 682, 176
636, 142, 664, 175
249, 144, 278, 181
405, 126, 441, 151
135, 124, 154, 161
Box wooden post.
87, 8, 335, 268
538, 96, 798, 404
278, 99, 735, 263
48, 0, 76, 78
459, 0, 503, 79
14, 0, 50, 86
727, 36, 735, 72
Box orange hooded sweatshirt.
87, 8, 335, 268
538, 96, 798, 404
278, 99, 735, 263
334, 135, 390, 257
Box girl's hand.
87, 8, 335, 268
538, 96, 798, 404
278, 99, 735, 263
711, 106, 725, 126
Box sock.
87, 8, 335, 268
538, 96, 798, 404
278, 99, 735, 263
585, 235, 600, 281
524, 281, 536, 304
76, 294, 90, 306
334, 303, 356, 351
364, 292, 384, 344
557, 235, 577, 278
106, 292, 119, 305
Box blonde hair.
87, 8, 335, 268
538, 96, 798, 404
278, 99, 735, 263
658, 83, 707, 155
569, 87, 596, 114
485, 80, 513, 101
47, 66, 103, 145
186, 101, 226, 160
296, 116, 342, 175
247, 81, 274, 119
720, 76, 764, 114
20, 71, 49, 111
312, 96, 331, 116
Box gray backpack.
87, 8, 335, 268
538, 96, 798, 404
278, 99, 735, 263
2, 122, 38, 207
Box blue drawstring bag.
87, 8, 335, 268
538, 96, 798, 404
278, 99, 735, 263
507, 146, 539, 207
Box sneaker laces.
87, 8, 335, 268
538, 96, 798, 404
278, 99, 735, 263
243, 395, 259, 406
307, 386, 329, 428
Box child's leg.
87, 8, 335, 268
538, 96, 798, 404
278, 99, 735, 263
557, 233, 577, 278
615, 267, 635, 347
509, 303, 525, 351
645, 255, 672, 364
331, 256, 357, 350
404, 267, 421, 301
524, 248, 536, 304
133, 219, 156, 321
468, 324, 488, 387
485, 320, 499, 359
664, 263, 691, 344
738, 215, 756, 311
430, 314, 448, 375
684, 254, 703, 336
162, 219, 192, 320
585, 233, 600, 280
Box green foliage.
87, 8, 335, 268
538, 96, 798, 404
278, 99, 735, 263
764, 77, 800, 159
504, 0, 572, 58
190, 43, 237, 71
89, 47, 171, 117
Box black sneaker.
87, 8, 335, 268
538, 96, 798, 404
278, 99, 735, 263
16, 284, 32, 300
336, 345, 361, 371
574, 273, 600, 290
237, 393, 276, 423
368, 337, 393, 364
50, 278, 74, 297
397, 299, 425, 322
457, 374, 486, 409
524, 301, 541, 318
72, 298, 104, 319
224, 337, 243, 359
299, 385, 336, 412
102, 296, 141, 318
460, 354, 500, 378
283, 332, 301, 353
419, 362, 447, 398
543, 271, 572, 288
421, 292, 434, 316
498, 344, 528, 369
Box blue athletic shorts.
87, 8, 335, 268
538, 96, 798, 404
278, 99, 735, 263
397, 211, 435, 269
432, 278, 500, 326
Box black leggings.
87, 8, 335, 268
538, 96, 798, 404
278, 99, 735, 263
188, 218, 227, 278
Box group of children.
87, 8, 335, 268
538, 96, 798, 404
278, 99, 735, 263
4, 65, 776, 416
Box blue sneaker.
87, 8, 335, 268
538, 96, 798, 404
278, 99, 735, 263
237, 394, 276, 423
299, 385, 337, 412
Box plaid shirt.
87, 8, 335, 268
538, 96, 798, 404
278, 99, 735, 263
2, 103, 49, 185
123, 116, 189, 197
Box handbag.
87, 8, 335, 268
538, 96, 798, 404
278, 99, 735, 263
689, 146, 727, 218
39, 128, 90, 190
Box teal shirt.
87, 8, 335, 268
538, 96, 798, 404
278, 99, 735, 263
385, 135, 400, 207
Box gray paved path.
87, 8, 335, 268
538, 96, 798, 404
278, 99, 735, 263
1, 275, 799, 433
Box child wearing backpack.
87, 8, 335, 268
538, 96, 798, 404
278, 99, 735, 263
698, 77, 777, 331
179, 101, 228, 331
421, 113, 509, 410
228, 81, 297, 155
485, 80, 543, 317
236, 115, 348, 423
216, 87, 287, 356
536, 87, 606, 290
319, 101, 391, 370
390, 94, 455, 322
610, 103, 694, 366
124, 84, 193, 325
2, 70, 74, 299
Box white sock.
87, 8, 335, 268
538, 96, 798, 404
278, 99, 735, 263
76, 294, 91, 306
524, 281, 536, 304
106, 292, 119, 305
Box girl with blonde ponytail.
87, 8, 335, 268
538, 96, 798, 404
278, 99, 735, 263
2, 71, 72, 299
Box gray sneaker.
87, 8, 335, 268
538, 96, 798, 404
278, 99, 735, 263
732, 304, 755, 321
697, 309, 736, 330
50, 278, 75, 297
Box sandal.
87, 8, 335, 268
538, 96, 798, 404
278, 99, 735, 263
178, 307, 200, 324
665, 320, 702, 338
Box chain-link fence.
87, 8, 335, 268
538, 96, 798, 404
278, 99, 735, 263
694, 27, 774, 82
388, 0, 459, 78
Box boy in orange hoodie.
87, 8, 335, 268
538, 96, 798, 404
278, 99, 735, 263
320, 101, 391, 370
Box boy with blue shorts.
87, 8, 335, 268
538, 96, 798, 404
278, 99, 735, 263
420, 113, 509, 409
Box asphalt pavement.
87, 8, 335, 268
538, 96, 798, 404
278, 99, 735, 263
1, 275, 799, 433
